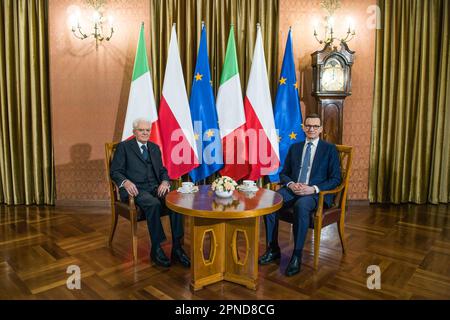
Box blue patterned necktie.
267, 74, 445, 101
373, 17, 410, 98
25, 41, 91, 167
141, 145, 149, 161
298, 142, 312, 183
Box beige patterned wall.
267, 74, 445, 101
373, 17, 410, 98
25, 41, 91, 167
279, 0, 376, 200
49, 0, 150, 203
50, 0, 374, 203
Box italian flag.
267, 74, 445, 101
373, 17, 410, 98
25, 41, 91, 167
159, 26, 199, 179
122, 23, 162, 149
216, 26, 250, 181
244, 26, 280, 180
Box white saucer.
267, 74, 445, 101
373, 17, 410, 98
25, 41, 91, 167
177, 186, 199, 194
237, 185, 259, 192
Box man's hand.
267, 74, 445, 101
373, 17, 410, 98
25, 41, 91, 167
296, 184, 316, 196
157, 181, 171, 197
123, 180, 139, 197
288, 182, 302, 193
289, 183, 315, 196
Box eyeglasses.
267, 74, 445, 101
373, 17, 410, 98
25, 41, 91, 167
136, 129, 151, 133
303, 125, 321, 130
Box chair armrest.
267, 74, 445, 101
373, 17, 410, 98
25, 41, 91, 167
318, 184, 345, 196
128, 195, 136, 208
171, 178, 186, 190
266, 182, 280, 191
316, 184, 345, 214
112, 180, 137, 211
111, 181, 121, 201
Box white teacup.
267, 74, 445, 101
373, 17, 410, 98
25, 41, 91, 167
181, 182, 194, 192
243, 180, 256, 188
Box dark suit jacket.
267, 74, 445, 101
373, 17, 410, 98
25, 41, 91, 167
280, 139, 341, 208
110, 139, 170, 194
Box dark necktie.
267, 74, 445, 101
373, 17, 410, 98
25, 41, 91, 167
141, 145, 149, 161
298, 142, 312, 183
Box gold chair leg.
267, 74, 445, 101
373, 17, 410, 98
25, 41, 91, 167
131, 216, 138, 263
313, 217, 322, 270
108, 208, 119, 247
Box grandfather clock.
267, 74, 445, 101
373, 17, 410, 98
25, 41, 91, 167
311, 42, 355, 144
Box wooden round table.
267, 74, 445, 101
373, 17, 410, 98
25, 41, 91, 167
165, 185, 283, 291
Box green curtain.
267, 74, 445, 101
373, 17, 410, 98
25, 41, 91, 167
0, 0, 54, 205
149, 0, 279, 103
369, 0, 450, 204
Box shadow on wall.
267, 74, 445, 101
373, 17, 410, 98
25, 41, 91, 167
55, 143, 109, 201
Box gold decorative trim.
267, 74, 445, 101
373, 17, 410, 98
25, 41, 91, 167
231, 229, 249, 266
200, 229, 217, 266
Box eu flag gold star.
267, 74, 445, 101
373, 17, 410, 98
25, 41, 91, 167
195, 73, 203, 81
194, 133, 200, 140
279, 77, 287, 85
206, 129, 214, 138
293, 81, 299, 89
289, 132, 297, 140
278, 135, 282, 142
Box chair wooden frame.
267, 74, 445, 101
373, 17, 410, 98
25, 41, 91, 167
269, 144, 353, 270
105, 142, 143, 263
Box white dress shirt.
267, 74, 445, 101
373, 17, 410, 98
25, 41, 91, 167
137, 140, 147, 152
287, 137, 320, 193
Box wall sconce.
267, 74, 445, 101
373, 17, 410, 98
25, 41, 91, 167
313, 0, 356, 46
69, 0, 114, 50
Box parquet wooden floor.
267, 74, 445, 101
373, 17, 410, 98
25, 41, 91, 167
0, 203, 449, 300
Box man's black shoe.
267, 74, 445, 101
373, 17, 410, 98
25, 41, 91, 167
258, 247, 281, 265
171, 247, 191, 268
285, 255, 301, 276
150, 247, 171, 268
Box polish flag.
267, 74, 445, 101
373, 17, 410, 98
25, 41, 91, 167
122, 23, 162, 149
159, 25, 199, 179
243, 25, 280, 180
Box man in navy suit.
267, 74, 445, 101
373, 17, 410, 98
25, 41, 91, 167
259, 114, 341, 276
110, 118, 190, 268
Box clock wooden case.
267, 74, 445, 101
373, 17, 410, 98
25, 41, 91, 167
311, 42, 355, 144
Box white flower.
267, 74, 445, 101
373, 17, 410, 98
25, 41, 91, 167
211, 176, 238, 191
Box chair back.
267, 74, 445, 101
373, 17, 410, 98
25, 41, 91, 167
104, 142, 120, 205
333, 145, 353, 209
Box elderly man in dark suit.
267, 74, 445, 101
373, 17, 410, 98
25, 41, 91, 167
259, 114, 341, 276
110, 118, 190, 268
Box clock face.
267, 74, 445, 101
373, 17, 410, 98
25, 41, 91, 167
320, 58, 345, 92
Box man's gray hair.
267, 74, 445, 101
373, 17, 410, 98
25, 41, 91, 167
132, 118, 152, 129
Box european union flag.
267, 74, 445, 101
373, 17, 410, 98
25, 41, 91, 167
269, 29, 305, 182
189, 25, 223, 182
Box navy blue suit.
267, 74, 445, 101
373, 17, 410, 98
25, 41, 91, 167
110, 139, 184, 251
264, 139, 341, 255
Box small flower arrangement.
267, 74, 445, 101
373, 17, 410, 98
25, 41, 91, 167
211, 176, 238, 192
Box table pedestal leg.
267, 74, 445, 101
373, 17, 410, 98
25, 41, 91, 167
224, 217, 259, 290
190, 217, 259, 291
